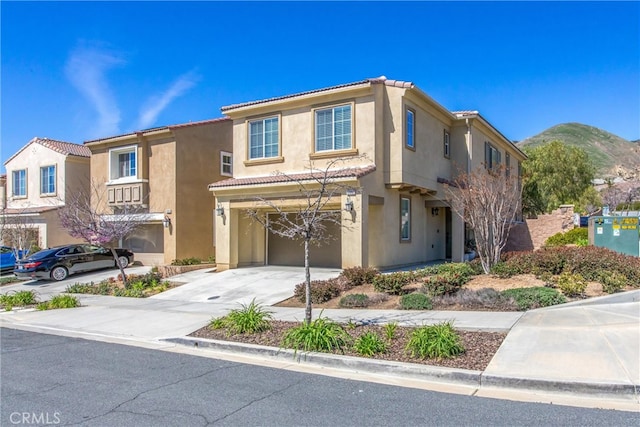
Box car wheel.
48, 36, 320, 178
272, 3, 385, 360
116, 256, 129, 269
51, 266, 69, 281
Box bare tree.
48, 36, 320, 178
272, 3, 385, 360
0, 207, 40, 260
58, 181, 149, 284
244, 157, 365, 323
445, 164, 522, 274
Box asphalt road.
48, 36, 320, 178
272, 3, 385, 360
1, 328, 637, 427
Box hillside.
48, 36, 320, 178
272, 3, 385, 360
517, 123, 640, 179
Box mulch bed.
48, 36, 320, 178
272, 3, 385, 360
189, 321, 506, 371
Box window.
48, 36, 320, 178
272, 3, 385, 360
40, 165, 56, 195
109, 146, 137, 180
249, 117, 279, 159
406, 108, 415, 149
444, 130, 450, 158
505, 153, 511, 177
315, 104, 352, 152
220, 151, 233, 176
484, 142, 501, 169
400, 196, 411, 242
12, 170, 26, 197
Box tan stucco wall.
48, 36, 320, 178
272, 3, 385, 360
173, 120, 232, 263
88, 120, 233, 265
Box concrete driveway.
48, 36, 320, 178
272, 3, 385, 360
154, 265, 343, 306
0, 265, 152, 300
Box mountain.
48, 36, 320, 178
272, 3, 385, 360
517, 123, 640, 179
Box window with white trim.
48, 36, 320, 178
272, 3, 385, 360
505, 152, 511, 177
220, 151, 232, 176
315, 104, 352, 152
484, 142, 501, 170
110, 146, 137, 180
406, 108, 415, 149
40, 165, 56, 195
12, 169, 26, 197
400, 196, 411, 242
444, 130, 450, 158
249, 117, 279, 159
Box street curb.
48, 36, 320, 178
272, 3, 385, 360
162, 336, 483, 387
480, 374, 639, 397
164, 336, 640, 399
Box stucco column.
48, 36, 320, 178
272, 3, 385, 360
214, 200, 238, 270
341, 192, 368, 268
451, 212, 465, 263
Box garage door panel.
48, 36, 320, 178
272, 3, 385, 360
267, 214, 341, 268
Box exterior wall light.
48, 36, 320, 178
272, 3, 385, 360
344, 198, 354, 212
431, 207, 439, 216
162, 215, 171, 228
216, 203, 225, 217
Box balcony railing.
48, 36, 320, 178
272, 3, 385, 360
107, 181, 148, 206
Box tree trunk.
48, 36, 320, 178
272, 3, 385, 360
111, 247, 128, 286
304, 238, 312, 324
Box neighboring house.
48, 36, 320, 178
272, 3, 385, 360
209, 76, 526, 271
85, 118, 233, 265
2, 137, 91, 249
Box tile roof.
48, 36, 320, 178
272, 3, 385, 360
209, 164, 377, 190
84, 117, 231, 144
4, 137, 90, 165
221, 76, 413, 112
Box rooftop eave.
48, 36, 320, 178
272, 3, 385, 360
221, 83, 375, 118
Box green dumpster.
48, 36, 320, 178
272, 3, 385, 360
589, 216, 640, 256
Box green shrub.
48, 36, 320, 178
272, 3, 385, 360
282, 316, 350, 354
405, 322, 465, 359
294, 279, 342, 304
223, 299, 273, 334
437, 263, 475, 279
599, 271, 628, 294
372, 272, 413, 295
422, 271, 469, 296
0, 290, 38, 311
544, 227, 588, 247
576, 238, 588, 247
37, 294, 80, 310
339, 293, 370, 308
501, 287, 566, 310
383, 322, 398, 340
0, 276, 21, 285
353, 332, 387, 357
208, 317, 226, 330
554, 272, 587, 297
340, 267, 379, 289
400, 293, 432, 310
171, 257, 203, 266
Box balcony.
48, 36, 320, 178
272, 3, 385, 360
107, 181, 148, 206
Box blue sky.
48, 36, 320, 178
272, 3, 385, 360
2, 1, 638, 171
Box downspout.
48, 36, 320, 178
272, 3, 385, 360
465, 118, 472, 174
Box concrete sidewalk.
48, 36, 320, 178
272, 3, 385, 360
1, 281, 638, 411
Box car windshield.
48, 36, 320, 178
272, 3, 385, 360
26, 248, 58, 260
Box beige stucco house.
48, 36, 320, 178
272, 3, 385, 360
2, 137, 91, 249
85, 118, 232, 265
209, 77, 525, 271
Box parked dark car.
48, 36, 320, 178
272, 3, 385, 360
14, 244, 134, 281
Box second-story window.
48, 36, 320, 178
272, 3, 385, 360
12, 169, 26, 197
406, 108, 415, 150
315, 104, 352, 152
444, 130, 450, 159
249, 117, 279, 159
484, 142, 501, 170
40, 165, 56, 195
505, 152, 511, 177
221, 151, 232, 176
109, 146, 137, 180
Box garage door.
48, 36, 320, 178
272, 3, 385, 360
267, 213, 342, 268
